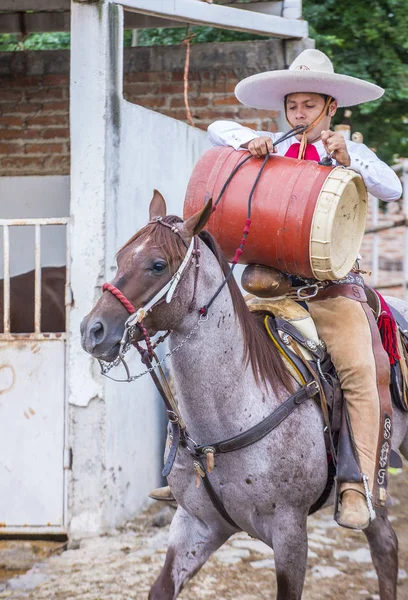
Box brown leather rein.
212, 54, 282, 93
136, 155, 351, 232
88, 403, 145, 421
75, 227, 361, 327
101, 216, 323, 529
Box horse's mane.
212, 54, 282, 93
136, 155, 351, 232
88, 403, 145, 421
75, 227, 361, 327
198, 230, 293, 395
120, 216, 293, 394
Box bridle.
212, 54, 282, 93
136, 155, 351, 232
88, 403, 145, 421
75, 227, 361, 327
100, 221, 201, 382
96, 123, 327, 529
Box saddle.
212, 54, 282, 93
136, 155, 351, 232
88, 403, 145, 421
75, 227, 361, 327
245, 292, 406, 515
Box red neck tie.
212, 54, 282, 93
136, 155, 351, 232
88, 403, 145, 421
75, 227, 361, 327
285, 143, 320, 162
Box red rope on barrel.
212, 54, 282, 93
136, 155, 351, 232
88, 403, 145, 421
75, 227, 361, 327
102, 283, 136, 315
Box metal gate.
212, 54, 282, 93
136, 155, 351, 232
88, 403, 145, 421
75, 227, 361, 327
0, 217, 70, 535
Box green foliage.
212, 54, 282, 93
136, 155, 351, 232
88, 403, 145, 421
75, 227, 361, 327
1, 0, 406, 161
0, 32, 70, 51
123, 26, 267, 48
302, 0, 408, 163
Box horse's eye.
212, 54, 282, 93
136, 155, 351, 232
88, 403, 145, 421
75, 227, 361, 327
151, 261, 167, 273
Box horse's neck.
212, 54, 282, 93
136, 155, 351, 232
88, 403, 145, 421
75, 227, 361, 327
169, 239, 279, 442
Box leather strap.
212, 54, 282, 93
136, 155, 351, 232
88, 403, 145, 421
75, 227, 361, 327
195, 380, 319, 456
140, 351, 186, 477
197, 457, 240, 529
361, 302, 393, 506
162, 422, 180, 478
310, 283, 367, 303
274, 318, 326, 361
390, 305, 408, 340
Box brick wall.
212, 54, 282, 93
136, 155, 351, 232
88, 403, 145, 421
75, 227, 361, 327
0, 41, 405, 295
122, 39, 292, 133
0, 51, 70, 176
0, 39, 295, 177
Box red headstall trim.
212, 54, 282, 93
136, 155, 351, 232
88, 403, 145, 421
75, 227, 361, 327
102, 282, 137, 315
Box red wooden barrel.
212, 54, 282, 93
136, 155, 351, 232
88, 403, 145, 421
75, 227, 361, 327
183, 146, 367, 280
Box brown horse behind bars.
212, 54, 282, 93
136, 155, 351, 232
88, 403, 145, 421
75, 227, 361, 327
0, 266, 66, 333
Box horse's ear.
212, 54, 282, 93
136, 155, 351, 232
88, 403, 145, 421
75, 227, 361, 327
180, 198, 213, 239
149, 189, 167, 221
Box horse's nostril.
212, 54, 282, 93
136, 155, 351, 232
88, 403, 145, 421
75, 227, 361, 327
90, 321, 105, 345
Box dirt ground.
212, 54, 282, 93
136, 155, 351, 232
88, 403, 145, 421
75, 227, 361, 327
1, 465, 407, 600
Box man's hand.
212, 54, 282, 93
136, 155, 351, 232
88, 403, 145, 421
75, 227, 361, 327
242, 136, 276, 158
321, 130, 351, 167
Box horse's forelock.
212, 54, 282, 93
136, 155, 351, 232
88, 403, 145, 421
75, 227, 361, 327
117, 215, 186, 268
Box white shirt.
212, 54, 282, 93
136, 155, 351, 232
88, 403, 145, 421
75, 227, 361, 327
208, 120, 402, 202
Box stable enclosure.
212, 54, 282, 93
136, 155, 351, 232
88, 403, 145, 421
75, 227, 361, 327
0, 0, 312, 539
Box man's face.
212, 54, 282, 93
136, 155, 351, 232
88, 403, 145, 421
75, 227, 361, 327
285, 92, 337, 141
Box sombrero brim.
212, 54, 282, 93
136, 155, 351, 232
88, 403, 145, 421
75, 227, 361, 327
235, 70, 384, 110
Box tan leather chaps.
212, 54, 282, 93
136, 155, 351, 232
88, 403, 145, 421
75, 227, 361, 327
307, 295, 392, 506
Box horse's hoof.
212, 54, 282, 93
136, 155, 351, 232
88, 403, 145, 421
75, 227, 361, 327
337, 490, 370, 530
149, 485, 176, 502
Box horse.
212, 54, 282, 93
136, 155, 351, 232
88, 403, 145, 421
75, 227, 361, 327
0, 266, 66, 333
81, 190, 408, 600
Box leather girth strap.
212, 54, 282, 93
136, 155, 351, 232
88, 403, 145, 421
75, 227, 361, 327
138, 350, 186, 478
194, 380, 319, 456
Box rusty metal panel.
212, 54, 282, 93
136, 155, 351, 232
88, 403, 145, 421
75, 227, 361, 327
0, 340, 65, 528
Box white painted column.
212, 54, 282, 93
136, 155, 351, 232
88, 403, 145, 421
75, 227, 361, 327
403, 159, 408, 301
68, 0, 113, 539
371, 194, 379, 288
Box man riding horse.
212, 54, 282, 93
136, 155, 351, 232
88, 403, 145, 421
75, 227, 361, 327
152, 48, 402, 531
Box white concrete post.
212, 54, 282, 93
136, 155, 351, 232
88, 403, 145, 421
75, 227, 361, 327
68, 0, 120, 539
403, 159, 408, 300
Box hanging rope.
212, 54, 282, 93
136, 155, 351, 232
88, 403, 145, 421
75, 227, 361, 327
181, 25, 196, 128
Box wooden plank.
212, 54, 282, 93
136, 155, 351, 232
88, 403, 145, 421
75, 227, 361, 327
365, 218, 408, 234
0, 11, 194, 33
1, 0, 69, 10
0, 12, 70, 34
217, 1, 302, 20
122, 0, 308, 39
124, 13, 185, 29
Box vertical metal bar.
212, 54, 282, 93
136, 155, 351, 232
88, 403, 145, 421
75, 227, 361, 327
34, 224, 41, 333
63, 219, 71, 529
371, 194, 379, 288
64, 221, 71, 331
3, 225, 10, 334
403, 159, 408, 301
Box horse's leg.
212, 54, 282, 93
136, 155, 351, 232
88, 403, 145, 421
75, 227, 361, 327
149, 506, 231, 600
400, 428, 408, 459
364, 509, 398, 600
270, 509, 308, 600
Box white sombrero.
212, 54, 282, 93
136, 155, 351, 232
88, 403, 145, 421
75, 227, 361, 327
235, 49, 384, 110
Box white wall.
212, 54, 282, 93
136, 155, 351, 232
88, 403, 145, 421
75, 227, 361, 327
69, 1, 210, 537
0, 176, 69, 277
103, 100, 210, 527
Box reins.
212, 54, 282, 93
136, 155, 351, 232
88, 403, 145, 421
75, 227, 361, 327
200, 124, 306, 317
99, 124, 324, 529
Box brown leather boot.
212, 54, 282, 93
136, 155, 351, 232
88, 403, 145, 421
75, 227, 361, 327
148, 485, 175, 502
337, 489, 370, 530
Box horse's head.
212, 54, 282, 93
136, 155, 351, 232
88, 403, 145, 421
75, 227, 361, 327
81, 190, 212, 361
